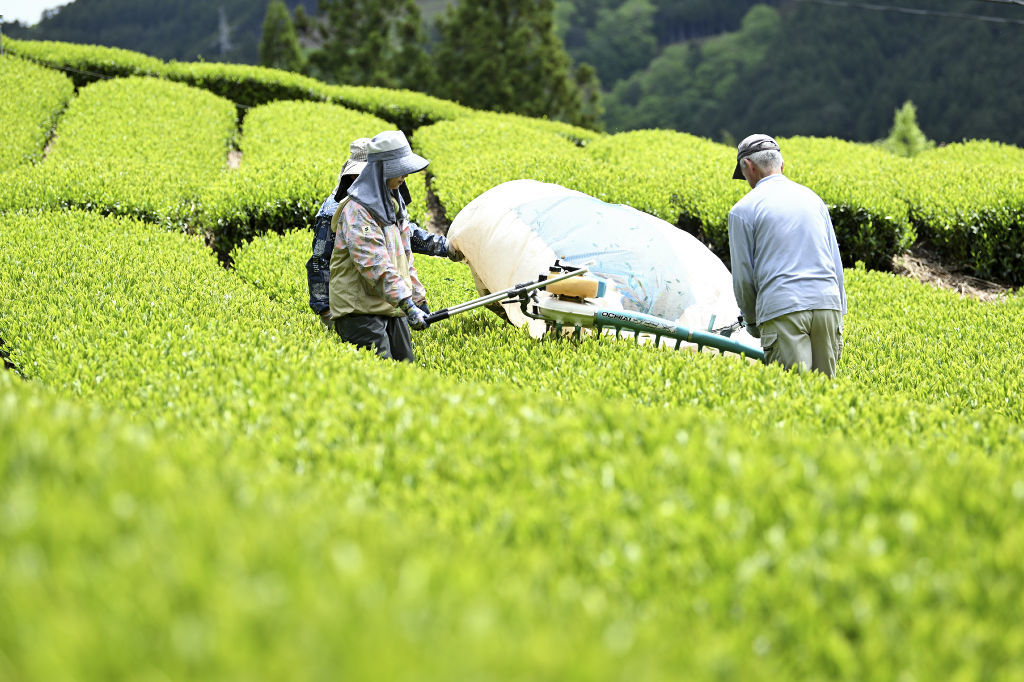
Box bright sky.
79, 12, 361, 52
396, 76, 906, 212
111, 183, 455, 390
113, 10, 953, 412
2, 0, 70, 25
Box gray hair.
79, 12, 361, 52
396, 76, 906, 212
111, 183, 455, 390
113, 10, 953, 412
746, 149, 783, 174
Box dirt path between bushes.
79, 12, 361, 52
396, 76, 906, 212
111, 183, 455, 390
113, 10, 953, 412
892, 244, 1015, 302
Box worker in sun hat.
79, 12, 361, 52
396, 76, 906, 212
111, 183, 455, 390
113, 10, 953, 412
328, 130, 437, 361
728, 133, 846, 377
306, 137, 462, 330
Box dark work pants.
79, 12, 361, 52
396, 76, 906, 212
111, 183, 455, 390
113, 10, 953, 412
334, 314, 414, 362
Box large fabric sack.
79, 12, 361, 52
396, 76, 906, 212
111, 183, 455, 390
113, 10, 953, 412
447, 179, 754, 345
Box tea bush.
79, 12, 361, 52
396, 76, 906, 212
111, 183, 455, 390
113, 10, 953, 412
584, 129, 744, 244
902, 140, 1024, 283
2, 36, 473, 128
779, 136, 915, 271
4, 209, 1024, 681
1, 36, 165, 83
0, 76, 236, 223
232, 223, 1024, 432
415, 112, 614, 220
196, 100, 392, 256
0, 54, 74, 171
419, 123, 917, 269
7, 36, 1024, 281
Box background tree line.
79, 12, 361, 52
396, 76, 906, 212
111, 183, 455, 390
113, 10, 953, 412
7, 0, 1024, 145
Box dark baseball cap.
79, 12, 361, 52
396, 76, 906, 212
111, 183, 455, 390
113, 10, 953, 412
733, 134, 780, 179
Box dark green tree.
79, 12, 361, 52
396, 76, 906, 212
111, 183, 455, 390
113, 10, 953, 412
603, 4, 780, 137
260, 0, 305, 72
433, 0, 601, 129
577, 0, 657, 87
301, 0, 436, 91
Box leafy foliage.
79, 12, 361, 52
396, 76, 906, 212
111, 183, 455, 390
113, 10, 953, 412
5, 210, 1024, 681
3, 36, 471, 128
0, 76, 236, 223
902, 141, 1024, 283
417, 120, 915, 269
4, 36, 1021, 281
432, 0, 601, 129
0, 56, 72, 173
198, 100, 391, 256
301, 0, 437, 93
3, 31, 1024, 677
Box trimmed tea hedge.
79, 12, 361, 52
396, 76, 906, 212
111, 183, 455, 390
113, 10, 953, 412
2, 36, 473, 129
584, 128, 745, 243
196, 99, 392, 256
415, 112, 615, 221
772, 136, 915, 271
0, 55, 74, 171
903, 140, 1024, 284
0, 75, 236, 223
7, 35, 1023, 281
419, 122, 917, 270
4, 209, 1024, 681
231, 223, 1024, 428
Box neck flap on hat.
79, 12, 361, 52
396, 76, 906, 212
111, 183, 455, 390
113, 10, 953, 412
346, 160, 407, 227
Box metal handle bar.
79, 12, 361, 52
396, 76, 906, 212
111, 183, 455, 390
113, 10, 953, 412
425, 266, 589, 325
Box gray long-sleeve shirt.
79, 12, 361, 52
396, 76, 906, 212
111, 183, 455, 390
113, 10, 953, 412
727, 174, 846, 334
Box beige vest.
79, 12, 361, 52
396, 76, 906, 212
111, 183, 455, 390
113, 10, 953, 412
329, 198, 413, 319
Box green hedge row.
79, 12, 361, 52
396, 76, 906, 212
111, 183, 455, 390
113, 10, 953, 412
0, 54, 74, 171
5, 36, 1022, 281
0, 73, 418, 257
414, 112, 608, 221
416, 119, 916, 270
750, 136, 914, 271
232, 226, 1024, 426
5, 209, 1024, 681
2, 36, 472, 130
0, 76, 235, 224
903, 140, 1024, 283
196, 99, 393, 256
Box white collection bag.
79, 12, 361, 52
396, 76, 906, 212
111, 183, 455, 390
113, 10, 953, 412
447, 179, 754, 346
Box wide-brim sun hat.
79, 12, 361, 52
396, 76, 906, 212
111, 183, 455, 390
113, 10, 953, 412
367, 130, 429, 179
339, 137, 370, 177
733, 133, 780, 179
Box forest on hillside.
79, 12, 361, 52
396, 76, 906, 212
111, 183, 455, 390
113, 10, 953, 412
5, 0, 1023, 146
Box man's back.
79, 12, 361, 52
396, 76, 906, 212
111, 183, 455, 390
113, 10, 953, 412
728, 174, 846, 327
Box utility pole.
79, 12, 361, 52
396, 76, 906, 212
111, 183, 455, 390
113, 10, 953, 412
218, 7, 232, 56
1, 14, 5, 56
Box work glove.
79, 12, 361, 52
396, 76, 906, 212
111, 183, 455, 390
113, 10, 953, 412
401, 297, 430, 330
446, 242, 464, 262
416, 299, 430, 314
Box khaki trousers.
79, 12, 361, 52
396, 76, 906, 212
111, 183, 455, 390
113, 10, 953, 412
759, 309, 843, 378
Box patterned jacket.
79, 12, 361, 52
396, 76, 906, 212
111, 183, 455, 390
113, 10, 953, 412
306, 193, 448, 315
328, 199, 428, 318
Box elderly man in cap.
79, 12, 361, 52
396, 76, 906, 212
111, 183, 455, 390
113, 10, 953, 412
328, 130, 438, 361
306, 137, 462, 329
728, 133, 846, 377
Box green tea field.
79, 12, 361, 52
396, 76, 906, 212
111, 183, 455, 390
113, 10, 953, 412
2, 38, 1024, 681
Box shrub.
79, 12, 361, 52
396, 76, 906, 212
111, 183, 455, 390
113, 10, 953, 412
196, 100, 391, 256
0, 55, 74, 171
5, 210, 1024, 680
902, 141, 1024, 283
4, 210, 1024, 681
0, 76, 236, 224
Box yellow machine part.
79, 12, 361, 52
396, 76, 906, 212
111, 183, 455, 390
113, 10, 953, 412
543, 271, 602, 299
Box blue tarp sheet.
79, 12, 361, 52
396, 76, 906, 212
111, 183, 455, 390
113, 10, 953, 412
515, 194, 696, 320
